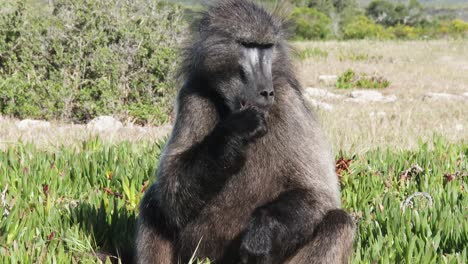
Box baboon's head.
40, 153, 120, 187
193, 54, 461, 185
185, 0, 286, 112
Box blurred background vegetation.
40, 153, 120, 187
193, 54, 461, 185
178, 0, 468, 40
0, 0, 467, 125
0, 0, 184, 125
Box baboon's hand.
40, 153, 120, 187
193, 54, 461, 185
239, 210, 275, 264
224, 106, 267, 141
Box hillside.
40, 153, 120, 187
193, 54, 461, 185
357, 0, 468, 6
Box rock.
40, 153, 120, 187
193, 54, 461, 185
307, 98, 333, 111
304, 87, 343, 99
382, 94, 397, 103
87, 116, 123, 132
346, 90, 397, 103
462, 92, 468, 98
423, 92, 466, 101
16, 119, 51, 130
455, 124, 464, 132
318, 75, 338, 86
350, 90, 383, 100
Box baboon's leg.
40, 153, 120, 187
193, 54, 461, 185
240, 190, 329, 264
285, 209, 355, 264
135, 220, 175, 264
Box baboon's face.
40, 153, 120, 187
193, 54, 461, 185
214, 44, 275, 111
236, 43, 275, 111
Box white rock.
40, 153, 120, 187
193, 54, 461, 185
87, 116, 123, 132
462, 92, 468, 98
423, 92, 466, 101
346, 90, 397, 103
382, 94, 397, 103
307, 98, 333, 111
16, 119, 51, 130
318, 75, 338, 86
305, 87, 343, 99
350, 90, 383, 100
318, 75, 338, 81
455, 124, 464, 131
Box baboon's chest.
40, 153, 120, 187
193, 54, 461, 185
202, 135, 286, 224
179, 142, 286, 262
226, 134, 286, 202
178, 129, 294, 261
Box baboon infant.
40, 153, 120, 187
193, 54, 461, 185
136, 0, 355, 263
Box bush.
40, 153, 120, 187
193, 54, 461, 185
366, 0, 396, 26
409, 19, 468, 39
336, 69, 390, 89
0, 0, 184, 125
342, 16, 392, 40
339, 4, 364, 30
290, 7, 332, 40
448, 19, 468, 37
338, 51, 383, 62
295, 47, 329, 60
388, 24, 418, 39
365, 0, 426, 27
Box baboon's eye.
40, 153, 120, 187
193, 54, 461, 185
240, 42, 274, 50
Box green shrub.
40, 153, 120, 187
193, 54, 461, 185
295, 47, 329, 60
338, 51, 384, 62
342, 16, 392, 40
409, 19, 468, 39
339, 5, 364, 30
388, 24, 418, 39
336, 69, 390, 89
290, 7, 332, 40
366, 0, 396, 26
336, 69, 356, 89
365, 0, 426, 27
0, 0, 184, 125
355, 75, 390, 89
448, 19, 468, 37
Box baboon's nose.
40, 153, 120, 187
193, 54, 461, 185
259, 90, 274, 98
257, 89, 275, 107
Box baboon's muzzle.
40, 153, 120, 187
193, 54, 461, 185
241, 46, 274, 109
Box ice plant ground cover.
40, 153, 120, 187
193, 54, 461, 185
0, 136, 466, 263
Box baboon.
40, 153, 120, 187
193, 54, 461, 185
136, 0, 355, 263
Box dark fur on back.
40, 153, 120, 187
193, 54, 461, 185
136, 1, 355, 263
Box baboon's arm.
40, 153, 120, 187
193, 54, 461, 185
152, 103, 266, 231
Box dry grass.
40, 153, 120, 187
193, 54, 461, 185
294, 39, 468, 153
295, 40, 468, 96
0, 116, 171, 150
317, 101, 467, 154
0, 40, 466, 153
